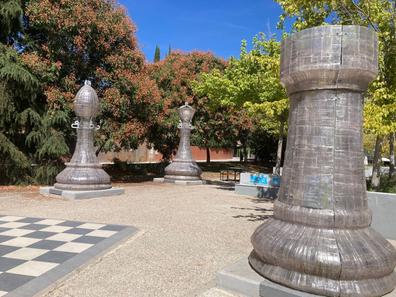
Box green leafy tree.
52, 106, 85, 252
193, 34, 288, 169
191, 104, 232, 164
154, 45, 161, 62
276, 0, 396, 188
248, 125, 279, 163
390, 133, 395, 177
191, 105, 252, 163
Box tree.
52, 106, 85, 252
193, 34, 288, 168
0, 0, 23, 43
0, 0, 42, 184
154, 45, 161, 62
191, 105, 252, 163
275, 0, 396, 189
364, 81, 396, 187
148, 51, 236, 162
19, 0, 160, 183
390, 133, 395, 177
191, 104, 232, 164
248, 126, 279, 163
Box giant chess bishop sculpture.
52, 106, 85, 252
249, 25, 396, 297
163, 103, 203, 183
54, 81, 112, 191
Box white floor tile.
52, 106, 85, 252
77, 223, 105, 230
0, 222, 29, 229
46, 233, 81, 242
54, 242, 93, 253
0, 229, 34, 237
8, 260, 58, 276
87, 230, 116, 238
3, 247, 48, 260
0, 216, 24, 222
40, 226, 72, 233
1, 237, 41, 247
34, 219, 65, 226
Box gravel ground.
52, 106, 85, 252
0, 184, 394, 297
0, 183, 272, 297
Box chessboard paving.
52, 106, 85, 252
0, 215, 137, 297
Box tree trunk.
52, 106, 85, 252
371, 135, 383, 189
275, 122, 284, 176
95, 142, 106, 156
389, 133, 395, 178
243, 144, 248, 163
206, 147, 211, 164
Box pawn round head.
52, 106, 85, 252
74, 80, 99, 119
178, 102, 195, 123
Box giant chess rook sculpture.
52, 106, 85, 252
249, 25, 396, 297
54, 81, 112, 191
164, 103, 202, 183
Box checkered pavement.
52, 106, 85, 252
0, 215, 135, 296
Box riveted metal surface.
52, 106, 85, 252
73, 80, 99, 119
164, 103, 202, 182
249, 25, 396, 297
54, 81, 111, 191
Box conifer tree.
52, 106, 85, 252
0, 0, 23, 43
0, 0, 41, 183
154, 45, 161, 62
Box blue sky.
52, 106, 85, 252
118, 0, 284, 62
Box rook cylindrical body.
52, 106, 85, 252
249, 25, 396, 297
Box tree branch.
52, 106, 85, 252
350, 1, 379, 32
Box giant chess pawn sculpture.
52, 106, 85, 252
54, 81, 112, 191
249, 26, 396, 297
163, 103, 203, 184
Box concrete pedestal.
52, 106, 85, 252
368, 191, 396, 240
235, 184, 279, 199
217, 258, 396, 297
40, 186, 124, 200
153, 178, 205, 185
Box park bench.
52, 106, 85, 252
219, 167, 243, 182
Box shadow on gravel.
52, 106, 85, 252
231, 206, 273, 222
251, 197, 275, 203
205, 180, 236, 191
217, 185, 235, 191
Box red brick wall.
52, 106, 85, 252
98, 145, 234, 163
191, 147, 233, 161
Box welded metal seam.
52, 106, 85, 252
332, 25, 344, 297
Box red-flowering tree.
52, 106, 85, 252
148, 51, 243, 161
20, 0, 160, 182
192, 103, 253, 163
